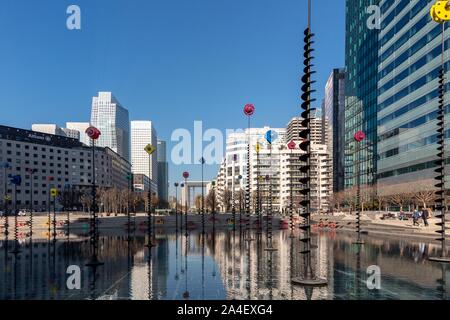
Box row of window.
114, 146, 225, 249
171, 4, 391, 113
378, 128, 450, 160
378, 104, 450, 142
379, 1, 431, 63
378, 60, 448, 111
378, 157, 450, 179
378, 83, 450, 127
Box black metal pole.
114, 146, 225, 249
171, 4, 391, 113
201, 160, 205, 235
185, 178, 188, 237
147, 155, 153, 248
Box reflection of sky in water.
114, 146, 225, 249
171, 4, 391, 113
0, 230, 449, 300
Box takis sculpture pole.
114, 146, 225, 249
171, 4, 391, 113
200, 157, 206, 235
232, 154, 237, 231
243, 103, 255, 241
10, 175, 21, 254
288, 140, 297, 238
265, 130, 278, 251
430, 0, 450, 263
47, 176, 54, 235
354, 131, 366, 245
292, 0, 327, 286
2, 163, 11, 237
183, 171, 190, 237
85, 126, 103, 267
255, 143, 262, 234
26, 168, 37, 236
144, 144, 156, 248
126, 173, 133, 239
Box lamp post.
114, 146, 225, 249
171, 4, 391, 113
174, 183, 179, 232
353, 130, 366, 245
183, 172, 190, 237
144, 144, 156, 248
85, 126, 103, 267
243, 104, 255, 242
430, 1, 450, 263
288, 140, 296, 238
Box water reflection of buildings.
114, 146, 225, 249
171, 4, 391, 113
210, 231, 334, 300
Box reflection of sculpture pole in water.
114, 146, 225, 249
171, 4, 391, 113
183, 233, 190, 300
201, 233, 205, 300
147, 245, 153, 300
175, 230, 180, 281
355, 244, 362, 299
246, 235, 252, 299
437, 263, 448, 300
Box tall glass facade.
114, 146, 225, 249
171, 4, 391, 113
377, 0, 450, 188
344, 0, 380, 189
91, 92, 130, 161
323, 68, 346, 192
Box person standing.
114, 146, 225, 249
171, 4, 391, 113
413, 209, 421, 227
422, 208, 429, 227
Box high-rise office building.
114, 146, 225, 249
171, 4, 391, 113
131, 121, 158, 194
66, 122, 90, 146
323, 68, 346, 193
286, 112, 324, 144
90, 92, 130, 161
344, 0, 380, 189
377, 0, 448, 192
157, 139, 169, 205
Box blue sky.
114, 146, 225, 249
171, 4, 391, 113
0, 0, 345, 196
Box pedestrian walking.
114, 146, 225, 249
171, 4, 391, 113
413, 209, 421, 226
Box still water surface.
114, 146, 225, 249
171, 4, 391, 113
0, 229, 449, 300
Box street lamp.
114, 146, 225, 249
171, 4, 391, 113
243, 103, 255, 242
144, 144, 156, 248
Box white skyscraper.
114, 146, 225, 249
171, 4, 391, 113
131, 121, 158, 192
66, 122, 90, 145
90, 92, 130, 161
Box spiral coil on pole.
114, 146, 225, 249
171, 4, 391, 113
430, 1, 450, 262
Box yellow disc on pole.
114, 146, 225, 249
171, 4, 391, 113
431, 1, 450, 23
50, 188, 58, 197
255, 142, 261, 154
144, 144, 156, 155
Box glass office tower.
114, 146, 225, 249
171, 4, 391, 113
344, 0, 380, 189
323, 68, 346, 193
377, 0, 450, 188
91, 92, 130, 161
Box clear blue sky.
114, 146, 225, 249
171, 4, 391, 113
0, 0, 345, 197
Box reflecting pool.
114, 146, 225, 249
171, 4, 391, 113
0, 228, 449, 300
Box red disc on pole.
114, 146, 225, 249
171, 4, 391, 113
243, 104, 255, 116
288, 140, 296, 150
183, 171, 190, 179
86, 126, 101, 140
354, 131, 366, 142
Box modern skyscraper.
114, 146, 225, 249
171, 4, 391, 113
66, 122, 90, 146
157, 139, 169, 205
377, 0, 448, 191
131, 121, 158, 193
90, 92, 130, 161
323, 68, 346, 193
344, 0, 380, 189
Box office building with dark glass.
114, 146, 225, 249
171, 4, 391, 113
344, 0, 380, 189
